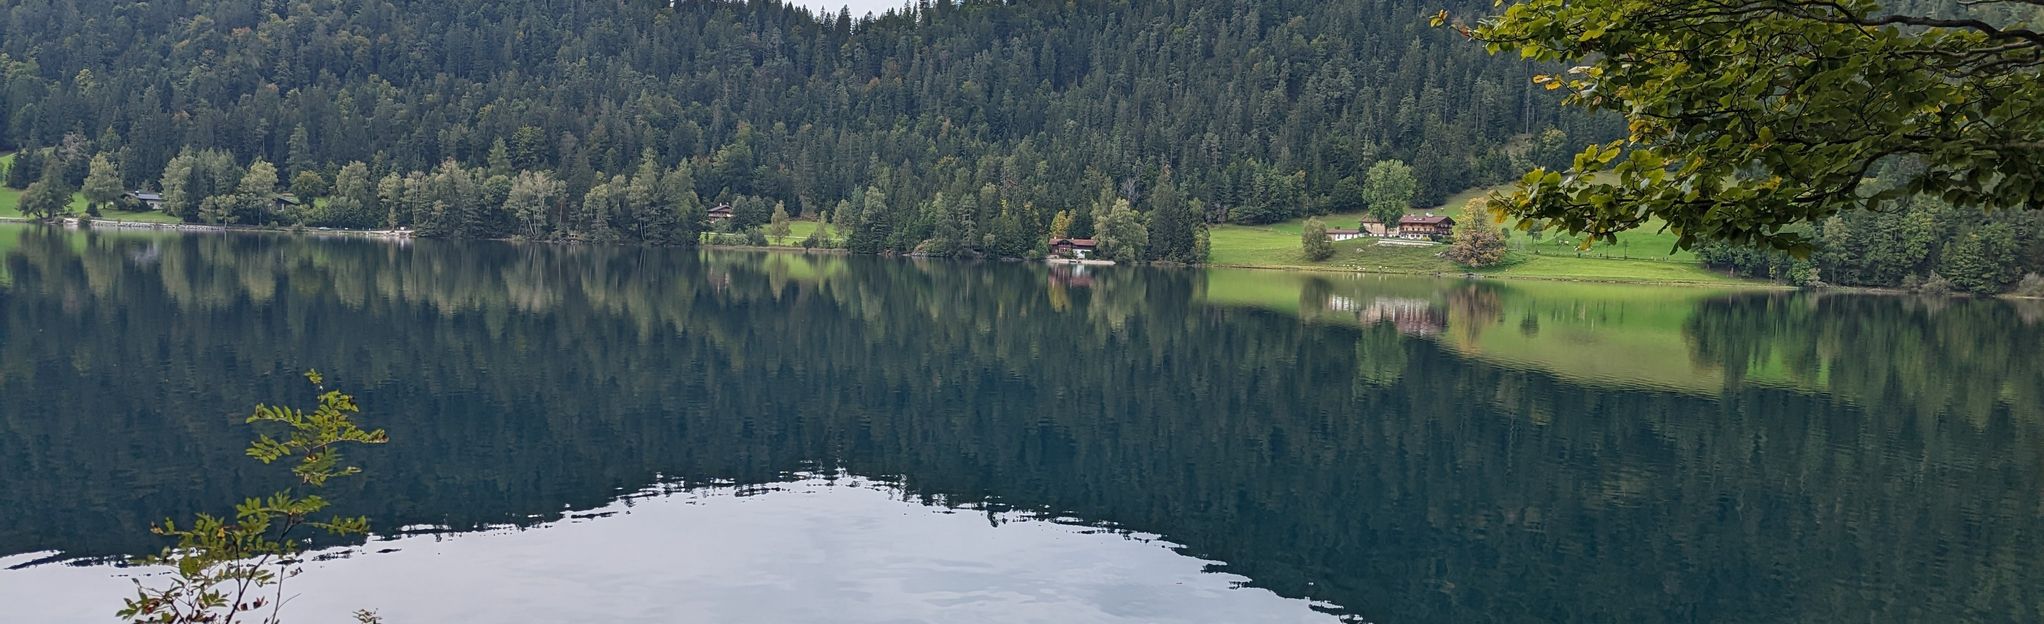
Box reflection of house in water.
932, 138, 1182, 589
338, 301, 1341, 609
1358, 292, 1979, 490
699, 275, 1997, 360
1343, 296, 1445, 336
1049, 263, 1095, 288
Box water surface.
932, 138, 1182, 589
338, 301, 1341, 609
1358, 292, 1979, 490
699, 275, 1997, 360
1, 224, 2040, 622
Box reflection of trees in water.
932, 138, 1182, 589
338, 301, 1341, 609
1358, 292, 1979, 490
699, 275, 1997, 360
1683, 292, 2044, 426
2, 227, 2042, 623
1445, 282, 1504, 342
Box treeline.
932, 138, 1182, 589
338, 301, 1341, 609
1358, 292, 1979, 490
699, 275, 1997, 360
1696, 176, 2044, 295
0, 0, 1605, 253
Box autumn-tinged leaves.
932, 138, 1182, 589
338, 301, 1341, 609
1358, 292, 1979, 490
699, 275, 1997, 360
119, 371, 387, 624
1444, 0, 2044, 251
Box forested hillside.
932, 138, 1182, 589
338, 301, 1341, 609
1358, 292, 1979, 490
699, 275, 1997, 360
0, 0, 1605, 252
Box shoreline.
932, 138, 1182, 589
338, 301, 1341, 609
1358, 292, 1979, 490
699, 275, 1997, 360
1199, 260, 1789, 289
16, 216, 2037, 297
3, 215, 415, 240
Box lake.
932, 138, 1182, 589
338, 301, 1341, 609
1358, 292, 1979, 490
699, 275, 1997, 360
1, 223, 2041, 623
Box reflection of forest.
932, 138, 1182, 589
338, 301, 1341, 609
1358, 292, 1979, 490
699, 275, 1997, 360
1243, 269, 2044, 414
3, 226, 2042, 623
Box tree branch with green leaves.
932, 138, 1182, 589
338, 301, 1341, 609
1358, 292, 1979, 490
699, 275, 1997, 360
1441, 0, 2044, 252
119, 371, 388, 624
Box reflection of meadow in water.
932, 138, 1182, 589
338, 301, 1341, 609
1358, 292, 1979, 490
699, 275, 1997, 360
1229, 269, 2044, 411
2, 223, 2042, 623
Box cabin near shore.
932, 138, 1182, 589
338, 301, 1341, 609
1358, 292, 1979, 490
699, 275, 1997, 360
1360, 214, 1456, 240
1049, 237, 1098, 259
122, 191, 164, 211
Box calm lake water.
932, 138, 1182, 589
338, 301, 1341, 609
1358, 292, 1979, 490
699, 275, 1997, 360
1, 223, 2041, 623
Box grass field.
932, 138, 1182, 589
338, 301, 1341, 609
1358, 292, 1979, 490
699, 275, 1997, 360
0, 153, 183, 223
1205, 180, 1746, 285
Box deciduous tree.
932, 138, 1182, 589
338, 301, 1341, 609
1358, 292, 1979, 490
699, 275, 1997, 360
768, 202, 792, 244
1447, 212, 1509, 267
1302, 218, 1337, 261
18, 178, 72, 220
1095, 199, 1148, 263
1460, 0, 2044, 250
1364, 160, 1417, 234
82, 153, 121, 216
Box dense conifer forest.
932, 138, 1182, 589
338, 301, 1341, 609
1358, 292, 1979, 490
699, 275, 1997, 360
0, 0, 1608, 255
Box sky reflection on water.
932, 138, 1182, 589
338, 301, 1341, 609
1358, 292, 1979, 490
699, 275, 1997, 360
1, 476, 1343, 624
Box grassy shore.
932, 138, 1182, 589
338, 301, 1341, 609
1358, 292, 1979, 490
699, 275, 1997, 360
0, 153, 185, 224
1205, 182, 1749, 285
0, 148, 1753, 287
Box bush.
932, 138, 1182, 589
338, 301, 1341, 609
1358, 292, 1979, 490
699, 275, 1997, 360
1918, 271, 1955, 296
1300, 218, 1336, 261
2014, 273, 2044, 297
1787, 261, 1826, 288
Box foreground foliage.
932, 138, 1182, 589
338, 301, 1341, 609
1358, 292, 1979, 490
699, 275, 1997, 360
119, 371, 387, 624
1461, 0, 2044, 251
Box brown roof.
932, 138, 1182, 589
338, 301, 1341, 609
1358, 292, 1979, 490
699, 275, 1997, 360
1362, 215, 1455, 225
1327, 228, 1360, 235
1051, 238, 1098, 248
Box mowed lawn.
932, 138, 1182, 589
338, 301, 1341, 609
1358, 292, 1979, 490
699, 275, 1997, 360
0, 153, 183, 223
1207, 180, 1747, 285
1432, 177, 1698, 262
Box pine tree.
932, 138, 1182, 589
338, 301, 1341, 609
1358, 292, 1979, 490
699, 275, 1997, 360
286, 125, 315, 176
1941, 224, 2021, 294
924, 193, 968, 256
1146, 168, 1198, 262
6, 149, 44, 190
487, 139, 514, 177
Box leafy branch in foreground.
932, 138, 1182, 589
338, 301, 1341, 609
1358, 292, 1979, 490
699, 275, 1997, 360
1443, 0, 2044, 252
119, 371, 389, 624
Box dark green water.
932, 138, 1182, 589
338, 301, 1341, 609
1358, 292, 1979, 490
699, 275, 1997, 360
1, 223, 2041, 622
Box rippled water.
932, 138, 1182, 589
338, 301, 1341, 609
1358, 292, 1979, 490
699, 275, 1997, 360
1, 224, 2041, 622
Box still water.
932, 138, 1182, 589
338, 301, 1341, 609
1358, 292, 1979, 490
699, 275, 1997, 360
0, 224, 2040, 622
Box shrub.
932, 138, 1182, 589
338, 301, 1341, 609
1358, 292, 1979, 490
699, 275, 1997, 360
1918, 271, 1955, 296
2014, 273, 2044, 297
1300, 218, 1336, 261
